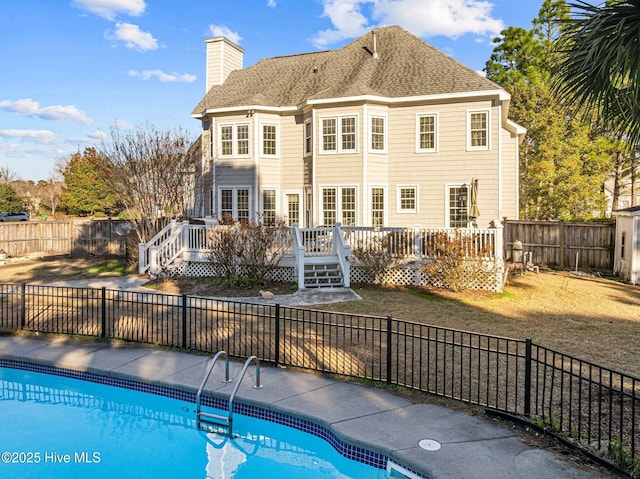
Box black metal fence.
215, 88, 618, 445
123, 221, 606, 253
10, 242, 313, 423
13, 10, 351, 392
0, 283, 638, 476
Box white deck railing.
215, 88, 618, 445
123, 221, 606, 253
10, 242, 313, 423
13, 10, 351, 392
139, 222, 503, 282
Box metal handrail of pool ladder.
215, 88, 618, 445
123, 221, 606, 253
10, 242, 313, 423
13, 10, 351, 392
196, 351, 231, 431
226, 356, 263, 436
196, 353, 263, 436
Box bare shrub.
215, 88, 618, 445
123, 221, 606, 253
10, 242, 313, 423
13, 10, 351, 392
351, 234, 401, 284
420, 231, 496, 292
207, 218, 289, 287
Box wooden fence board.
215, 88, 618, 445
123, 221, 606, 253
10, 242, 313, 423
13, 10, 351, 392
504, 220, 614, 271
0, 220, 127, 258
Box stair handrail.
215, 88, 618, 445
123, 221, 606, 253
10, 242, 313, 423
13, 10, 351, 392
196, 351, 231, 425
332, 222, 351, 287
292, 224, 306, 290
227, 356, 263, 436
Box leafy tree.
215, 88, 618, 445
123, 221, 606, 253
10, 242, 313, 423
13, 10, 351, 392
0, 183, 24, 212
59, 147, 119, 216
554, 0, 640, 148
486, 0, 618, 220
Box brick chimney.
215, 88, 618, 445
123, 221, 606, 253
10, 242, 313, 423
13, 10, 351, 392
205, 37, 244, 92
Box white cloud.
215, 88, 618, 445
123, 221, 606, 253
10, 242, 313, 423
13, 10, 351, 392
312, 0, 503, 48
106, 22, 158, 51
208, 25, 242, 45
0, 99, 92, 125
128, 69, 197, 83
267, 0, 276, 6
72, 0, 146, 20
0, 129, 58, 144
66, 130, 108, 145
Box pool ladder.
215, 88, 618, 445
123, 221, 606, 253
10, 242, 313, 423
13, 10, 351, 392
195, 351, 263, 436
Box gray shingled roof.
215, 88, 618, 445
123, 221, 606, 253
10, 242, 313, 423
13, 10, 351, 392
192, 25, 502, 115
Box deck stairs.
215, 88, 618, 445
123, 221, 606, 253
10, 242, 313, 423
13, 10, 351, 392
303, 256, 344, 288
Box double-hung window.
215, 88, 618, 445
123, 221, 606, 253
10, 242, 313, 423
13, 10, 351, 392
261, 123, 278, 157
219, 123, 250, 157
304, 120, 312, 156
468, 110, 489, 150
320, 115, 357, 153
370, 115, 386, 152
417, 114, 437, 152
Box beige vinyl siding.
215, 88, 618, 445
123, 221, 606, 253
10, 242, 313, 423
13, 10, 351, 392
386, 100, 503, 228
501, 127, 519, 220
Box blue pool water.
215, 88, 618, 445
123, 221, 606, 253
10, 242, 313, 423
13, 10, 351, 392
0, 367, 387, 478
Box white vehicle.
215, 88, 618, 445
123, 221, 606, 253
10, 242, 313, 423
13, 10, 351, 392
0, 211, 30, 222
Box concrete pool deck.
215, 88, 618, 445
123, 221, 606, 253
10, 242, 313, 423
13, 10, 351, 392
0, 335, 614, 479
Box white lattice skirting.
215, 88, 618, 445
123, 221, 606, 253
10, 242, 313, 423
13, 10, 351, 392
177, 260, 503, 292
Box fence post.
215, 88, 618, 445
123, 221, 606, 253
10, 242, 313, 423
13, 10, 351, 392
101, 287, 106, 339
524, 338, 532, 416
559, 221, 565, 269
386, 315, 392, 385
181, 294, 188, 350
274, 303, 281, 365
20, 282, 26, 329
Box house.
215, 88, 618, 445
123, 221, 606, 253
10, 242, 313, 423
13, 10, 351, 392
613, 206, 640, 285
191, 26, 525, 229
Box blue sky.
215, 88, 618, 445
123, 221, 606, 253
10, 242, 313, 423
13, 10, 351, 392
1, 0, 543, 182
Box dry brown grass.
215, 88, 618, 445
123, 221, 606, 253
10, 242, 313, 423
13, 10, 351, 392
317, 272, 640, 378
2, 257, 639, 377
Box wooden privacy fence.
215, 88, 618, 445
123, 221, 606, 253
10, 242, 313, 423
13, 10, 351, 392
504, 220, 615, 271
0, 220, 128, 258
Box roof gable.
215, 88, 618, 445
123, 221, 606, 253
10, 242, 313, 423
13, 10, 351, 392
192, 25, 502, 115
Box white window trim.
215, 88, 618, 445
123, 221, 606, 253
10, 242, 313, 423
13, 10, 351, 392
368, 114, 388, 154
466, 109, 491, 151
445, 183, 471, 228
369, 185, 387, 227
303, 119, 312, 157
319, 185, 359, 225
416, 112, 439, 153
218, 122, 251, 158
217, 186, 252, 220
397, 185, 418, 214
260, 122, 280, 158
318, 114, 359, 154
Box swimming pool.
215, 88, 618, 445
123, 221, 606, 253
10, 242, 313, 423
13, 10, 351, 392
0, 365, 388, 478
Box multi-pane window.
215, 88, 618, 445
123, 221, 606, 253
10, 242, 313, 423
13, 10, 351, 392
262, 124, 277, 156
219, 188, 251, 222
398, 187, 417, 213
341, 187, 356, 226
370, 116, 385, 151
418, 114, 436, 151
262, 190, 276, 225
304, 121, 312, 155
237, 189, 250, 222
219, 123, 250, 156
221, 126, 233, 156
237, 125, 249, 155
341, 117, 356, 151
221, 189, 234, 221
469, 111, 488, 149
322, 187, 357, 226
286, 194, 300, 227
320, 115, 357, 153
449, 186, 469, 227
371, 188, 385, 227
322, 188, 337, 226
322, 119, 337, 152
